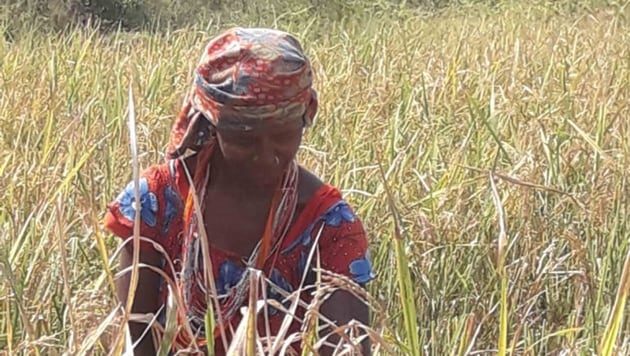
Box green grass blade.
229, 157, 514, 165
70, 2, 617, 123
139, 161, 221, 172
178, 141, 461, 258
599, 246, 630, 355
378, 163, 421, 356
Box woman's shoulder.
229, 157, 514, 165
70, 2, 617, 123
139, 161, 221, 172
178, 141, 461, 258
103, 161, 185, 250
297, 166, 325, 206
285, 166, 375, 286
296, 166, 347, 210
294, 165, 365, 232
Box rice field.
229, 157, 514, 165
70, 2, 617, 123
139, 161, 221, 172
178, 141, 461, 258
2, 0, 630, 354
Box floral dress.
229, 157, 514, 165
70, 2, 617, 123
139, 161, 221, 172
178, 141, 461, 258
103, 159, 375, 354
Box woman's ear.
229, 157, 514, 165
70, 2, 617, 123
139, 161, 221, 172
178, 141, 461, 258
303, 89, 318, 128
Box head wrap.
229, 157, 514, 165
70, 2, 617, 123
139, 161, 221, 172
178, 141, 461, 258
167, 27, 318, 159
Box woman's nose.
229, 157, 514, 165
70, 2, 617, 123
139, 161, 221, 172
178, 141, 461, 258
252, 154, 280, 166
251, 138, 280, 166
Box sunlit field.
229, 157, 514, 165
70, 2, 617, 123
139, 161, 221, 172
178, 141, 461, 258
2, 0, 630, 354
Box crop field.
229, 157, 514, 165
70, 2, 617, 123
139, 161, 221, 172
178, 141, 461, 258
1, 0, 630, 354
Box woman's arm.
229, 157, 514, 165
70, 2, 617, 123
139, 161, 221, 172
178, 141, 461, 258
312, 200, 375, 355
116, 245, 163, 356
104, 162, 187, 355
320, 290, 371, 355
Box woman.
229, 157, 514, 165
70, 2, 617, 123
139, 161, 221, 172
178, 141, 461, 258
104, 27, 375, 355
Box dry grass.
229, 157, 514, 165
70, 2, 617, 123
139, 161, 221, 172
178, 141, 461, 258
2, 0, 630, 354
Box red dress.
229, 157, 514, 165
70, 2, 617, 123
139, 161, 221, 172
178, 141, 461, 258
103, 159, 375, 354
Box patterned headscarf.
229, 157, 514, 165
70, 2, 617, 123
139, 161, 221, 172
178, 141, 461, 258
167, 27, 319, 159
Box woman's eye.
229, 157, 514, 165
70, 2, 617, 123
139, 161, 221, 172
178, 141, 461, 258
273, 129, 300, 142
272, 134, 289, 142
221, 133, 251, 145
233, 135, 252, 143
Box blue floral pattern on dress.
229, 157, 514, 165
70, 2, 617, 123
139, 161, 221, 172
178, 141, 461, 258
281, 201, 355, 255
116, 178, 158, 227
349, 251, 375, 284
216, 260, 245, 295
282, 227, 314, 254
323, 202, 355, 227
268, 269, 293, 315
162, 185, 180, 234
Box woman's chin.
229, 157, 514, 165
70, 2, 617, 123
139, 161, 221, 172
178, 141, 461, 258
251, 174, 283, 189
223, 160, 289, 190
231, 168, 278, 189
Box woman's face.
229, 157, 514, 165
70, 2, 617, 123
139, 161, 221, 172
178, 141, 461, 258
215, 117, 304, 188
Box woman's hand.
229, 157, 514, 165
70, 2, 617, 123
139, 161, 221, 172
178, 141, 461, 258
116, 245, 163, 356
319, 289, 372, 355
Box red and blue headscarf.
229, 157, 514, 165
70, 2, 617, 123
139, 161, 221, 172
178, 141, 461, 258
166, 27, 319, 159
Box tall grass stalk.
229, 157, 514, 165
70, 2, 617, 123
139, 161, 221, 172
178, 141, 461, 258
379, 164, 421, 356
490, 171, 509, 356
599, 247, 630, 355
118, 82, 142, 356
